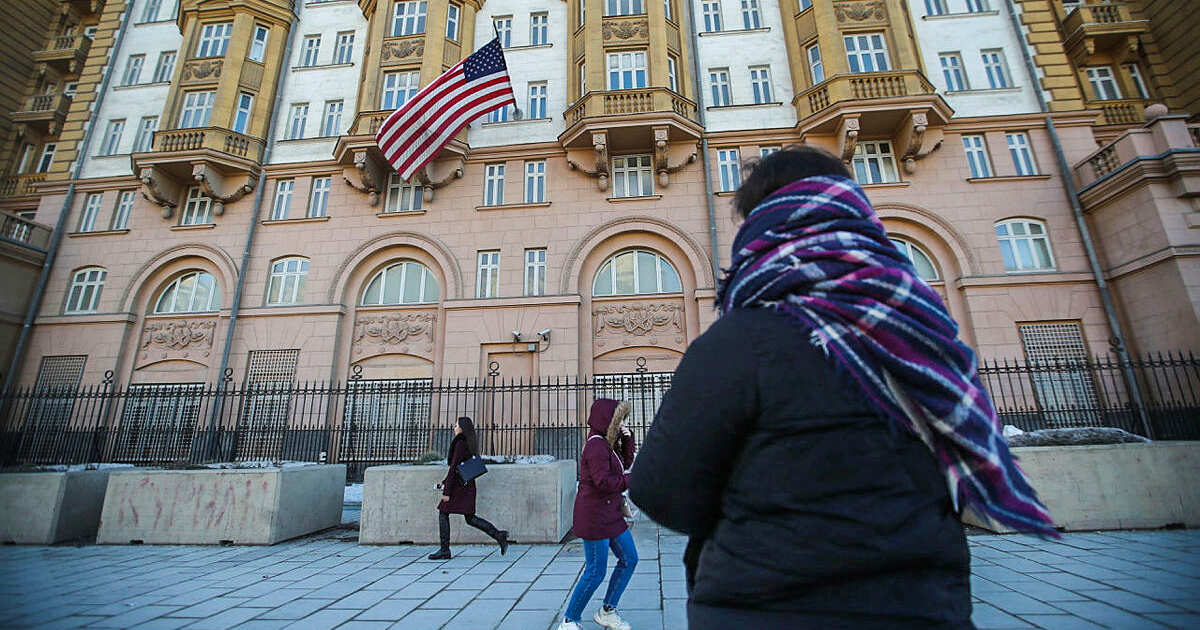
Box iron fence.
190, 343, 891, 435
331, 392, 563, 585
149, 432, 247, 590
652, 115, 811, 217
1, 353, 1197, 479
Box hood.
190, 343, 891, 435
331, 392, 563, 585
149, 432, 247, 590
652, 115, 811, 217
588, 398, 630, 439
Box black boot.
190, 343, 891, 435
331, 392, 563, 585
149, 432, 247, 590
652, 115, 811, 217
497, 530, 509, 556
467, 515, 508, 555
429, 512, 452, 560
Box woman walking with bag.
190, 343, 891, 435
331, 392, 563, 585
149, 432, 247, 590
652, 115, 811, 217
558, 398, 638, 630
428, 416, 508, 560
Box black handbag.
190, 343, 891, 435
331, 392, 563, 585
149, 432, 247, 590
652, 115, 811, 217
456, 455, 488, 484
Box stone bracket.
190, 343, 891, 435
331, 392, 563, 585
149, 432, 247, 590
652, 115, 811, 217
897, 111, 943, 174
192, 163, 256, 216
837, 116, 861, 162
415, 158, 465, 203
567, 131, 610, 192
138, 166, 183, 218
343, 149, 388, 206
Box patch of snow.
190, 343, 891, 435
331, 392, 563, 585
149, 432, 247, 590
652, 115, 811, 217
414, 454, 557, 466
344, 483, 363, 504
1002, 425, 1025, 439
202, 460, 320, 469
1007, 427, 1150, 447
33, 463, 135, 472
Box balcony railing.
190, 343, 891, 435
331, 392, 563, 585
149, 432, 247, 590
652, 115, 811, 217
1063, 2, 1148, 58
151, 127, 265, 163
0, 174, 47, 198
12, 92, 71, 134
1064, 2, 1136, 31
1093, 99, 1150, 125
564, 88, 698, 125
796, 71, 937, 119
32, 34, 91, 71
0, 211, 51, 251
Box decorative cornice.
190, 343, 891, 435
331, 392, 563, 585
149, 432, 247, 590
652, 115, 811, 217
136, 318, 218, 367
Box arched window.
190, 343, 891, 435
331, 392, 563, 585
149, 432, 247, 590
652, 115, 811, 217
593, 249, 682, 296
994, 218, 1055, 272
361, 261, 439, 305
266, 257, 309, 306
154, 271, 221, 313
65, 267, 107, 314
889, 238, 940, 281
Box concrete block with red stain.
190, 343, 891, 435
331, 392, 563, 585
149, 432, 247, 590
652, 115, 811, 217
0, 470, 112, 544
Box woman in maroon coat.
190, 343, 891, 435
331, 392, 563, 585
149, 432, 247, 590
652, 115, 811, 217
428, 417, 508, 560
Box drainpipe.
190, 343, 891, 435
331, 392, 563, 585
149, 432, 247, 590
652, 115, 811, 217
1002, 0, 1152, 437
2, 1, 137, 395
681, 0, 721, 286
204, 12, 300, 458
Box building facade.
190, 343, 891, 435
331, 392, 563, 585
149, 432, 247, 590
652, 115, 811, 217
0, 0, 1195, 398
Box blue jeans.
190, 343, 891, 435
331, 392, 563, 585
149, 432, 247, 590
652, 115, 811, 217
564, 529, 638, 622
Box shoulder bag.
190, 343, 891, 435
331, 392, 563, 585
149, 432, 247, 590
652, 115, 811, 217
456, 454, 488, 484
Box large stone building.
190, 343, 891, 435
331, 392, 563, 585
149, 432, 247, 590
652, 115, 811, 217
0, 0, 1195, 398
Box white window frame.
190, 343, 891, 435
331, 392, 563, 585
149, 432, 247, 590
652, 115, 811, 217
249, 25, 269, 63
477, 251, 500, 298
386, 174, 423, 213
1086, 66, 1122, 101
271, 179, 294, 220
322, 100, 343, 136
981, 50, 1011, 89
445, 5, 460, 41
749, 66, 772, 103
995, 219, 1055, 272
64, 82, 78, 97
494, 16, 513, 47
17, 143, 34, 173
664, 0, 674, 21
361, 261, 439, 305
154, 271, 221, 313
140, 0, 163, 23
121, 55, 144, 86
844, 33, 890, 73
925, 0, 947, 16
531, 12, 549, 46
1006, 132, 1038, 176
266, 258, 310, 306
592, 250, 682, 296
741, 0, 761, 29
79, 193, 103, 232
890, 238, 940, 281
392, 1, 428, 37
334, 31, 355, 64
308, 177, 331, 218
66, 267, 107, 314
717, 149, 741, 192
1126, 64, 1150, 99
525, 160, 547, 203
606, 0, 644, 17
233, 93, 254, 134
702, 1, 722, 32
524, 249, 547, 297
178, 91, 215, 128
579, 61, 588, 97
966, 0, 989, 11
851, 141, 899, 184
484, 163, 505, 206
607, 51, 647, 90
612, 154, 653, 198
36, 143, 56, 173
381, 71, 420, 109
939, 52, 968, 91
667, 56, 678, 92
709, 68, 731, 106
962, 134, 993, 178
100, 119, 125, 156
181, 187, 213, 226
487, 104, 513, 123
196, 23, 232, 58
301, 35, 321, 67
580, 0, 587, 26
286, 103, 308, 140
807, 43, 824, 83
527, 82, 548, 119
152, 51, 176, 83
133, 116, 158, 152
111, 190, 135, 230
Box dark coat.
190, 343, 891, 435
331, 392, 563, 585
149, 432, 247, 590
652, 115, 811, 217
630, 308, 974, 630
572, 398, 631, 540
438, 434, 476, 515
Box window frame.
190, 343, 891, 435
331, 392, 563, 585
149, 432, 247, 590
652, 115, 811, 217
65, 267, 107, 314
271, 179, 294, 220
36, 143, 56, 173
121, 54, 144, 86
484, 163, 506, 206
851, 140, 899, 184
249, 25, 269, 63
843, 32, 890, 73
667, 56, 679, 92
607, 51, 648, 90
140, 0, 163, 23
391, 1, 428, 37
592, 249, 683, 296
925, 0, 947, 16
286, 103, 309, 140
494, 16, 513, 48
361, 261, 440, 305
701, 1, 722, 33
79, 193, 103, 232
322, 100, 344, 137
266, 258, 310, 306
1006, 132, 1038, 176
133, 116, 158, 152
889, 237, 940, 281
301, 35, 322, 67
152, 51, 176, 83
1125, 64, 1150, 99
381, 71, 420, 110
531, 12, 549, 46
178, 91, 215, 129
981, 49, 1011, 89
939, 52, 968, 91
445, 5, 460, 41
611, 154, 653, 198
524, 160, 547, 203
524, 248, 547, 297
233, 93, 254, 135
100, 119, 125, 156
334, 31, 356, 64
709, 68, 731, 106
154, 271, 221, 314
386, 174, 423, 213
961, 134, 994, 179
196, 22, 233, 59
807, 42, 824, 84
477, 250, 500, 298
606, 0, 645, 17
741, 0, 761, 29
749, 65, 772, 103
1085, 66, 1122, 101
308, 176, 331, 218
995, 218, 1056, 272
111, 190, 135, 230
527, 82, 548, 119
180, 186, 213, 226
717, 148, 741, 192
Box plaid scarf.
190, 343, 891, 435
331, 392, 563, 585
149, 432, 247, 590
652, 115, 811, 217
717, 175, 1056, 536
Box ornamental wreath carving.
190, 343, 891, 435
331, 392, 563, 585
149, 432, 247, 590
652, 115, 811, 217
181, 60, 222, 81
835, 1, 886, 22
381, 39, 425, 62
138, 319, 217, 364
594, 302, 685, 349
602, 19, 650, 41
352, 312, 436, 358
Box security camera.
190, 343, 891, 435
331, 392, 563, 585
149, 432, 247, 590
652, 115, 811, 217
538, 328, 552, 341
511, 330, 522, 342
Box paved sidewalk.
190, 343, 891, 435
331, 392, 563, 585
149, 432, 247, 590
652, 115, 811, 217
1, 515, 1198, 630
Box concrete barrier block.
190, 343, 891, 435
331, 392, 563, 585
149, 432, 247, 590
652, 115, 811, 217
361, 460, 577, 544
0, 470, 111, 544
96, 465, 345, 545
964, 442, 1200, 532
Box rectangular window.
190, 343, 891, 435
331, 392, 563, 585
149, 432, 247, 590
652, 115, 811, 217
446, 5, 460, 41
1126, 64, 1150, 99
249, 25, 269, 63
579, 61, 587, 97
233, 93, 254, 134
667, 56, 678, 92
386, 174, 423, 213
484, 163, 505, 206
1018, 321, 1097, 422
36, 143, 56, 173
100, 119, 125, 156
381, 71, 420, 109
141, 0, 162, 22
121, 55, 144, 86
749, 66, 772, 103
760, 145, 780, 157
322, 100, 343, 136
525, 249, 547, 297
181, 187, 212, 225
717, 149, 741, 192
392, 1, 428, 37
612, 154, 653, 197
966, 0, 989, 11
494, 16, 512, 47
112, 190, 135, 230
271, 179, 294, 220
580, 0, 587, 27
1007, 132, 1038, 175
844, 33, 890, 73
286, 103, 308, 140
487, 104, 512, 123
64, 82, 78, 97
996, 220, 1055, 271
606, 0, 644, 16
665, 0, 673, 21
925, 0, 947, 15
301, 35, 321, 67
334, 31, 355, 64
17, 143, 34, 173
133, 116, 158, 152
79, 193, 103, 232
807, 43, 824, 83
196, 22, 232, 58
1086, 66, 1122, 101
308, 177, 331, 218
525, 160, 546, 203
152, 51, 176, 83
84, 26, 97, 40
607, 51, 648, 89
702, 1, 722, 32
531, 12, 549, 46
851, 141, 898, 184
178, 91, 215, 128
961, 135, 993, 178
527, 82, 548, 119
741, 0, 761, 29
477, 251, 500, 298
799, 0, 812, 8
981, 50, 1011, 89
939, 53, 968, 91
709, 68, 731, 106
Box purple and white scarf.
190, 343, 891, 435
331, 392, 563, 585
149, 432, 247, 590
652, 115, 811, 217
717, 175, 1057, 536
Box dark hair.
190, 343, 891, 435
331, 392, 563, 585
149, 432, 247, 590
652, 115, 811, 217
733, 145, 851, 219
457, 416, 479, 456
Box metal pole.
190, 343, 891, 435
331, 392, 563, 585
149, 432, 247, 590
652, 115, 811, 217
681, 0, 722, 286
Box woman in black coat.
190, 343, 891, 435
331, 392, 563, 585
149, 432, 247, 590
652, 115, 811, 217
428, 416, 508, 560
630, 147, 1054, 630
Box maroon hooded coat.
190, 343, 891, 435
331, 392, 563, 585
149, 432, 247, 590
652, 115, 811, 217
572, 398, 631, 540
439, 434, 477, 515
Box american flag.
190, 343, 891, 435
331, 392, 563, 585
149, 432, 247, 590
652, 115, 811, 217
376, 38, 516, 181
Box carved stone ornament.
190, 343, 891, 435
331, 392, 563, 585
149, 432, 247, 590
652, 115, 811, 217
602, 19, 649, 41
181, 60, 223, 81
352, 312, 437, 358
343, 149, 386, 206
838, 117, 861, 162
652, 128, 697, 188
138, 319, 217, 365
414, 158, 465, 203
594, 302, 685, 349
567, 131, 610, 192
192, 163, 256, 213
898, 111, 944, 174
382, 39, 424, 62
139, 166, 181, 216
835, 1, 885, 22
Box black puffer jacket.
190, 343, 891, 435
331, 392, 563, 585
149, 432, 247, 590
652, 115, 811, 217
630, 308, 974, 630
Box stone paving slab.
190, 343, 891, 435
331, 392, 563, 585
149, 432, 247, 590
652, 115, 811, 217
1, 516, 1198, 630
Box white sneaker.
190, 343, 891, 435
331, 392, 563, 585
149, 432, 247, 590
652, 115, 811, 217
594, 608, 632, 630
556, 621, 582, 630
